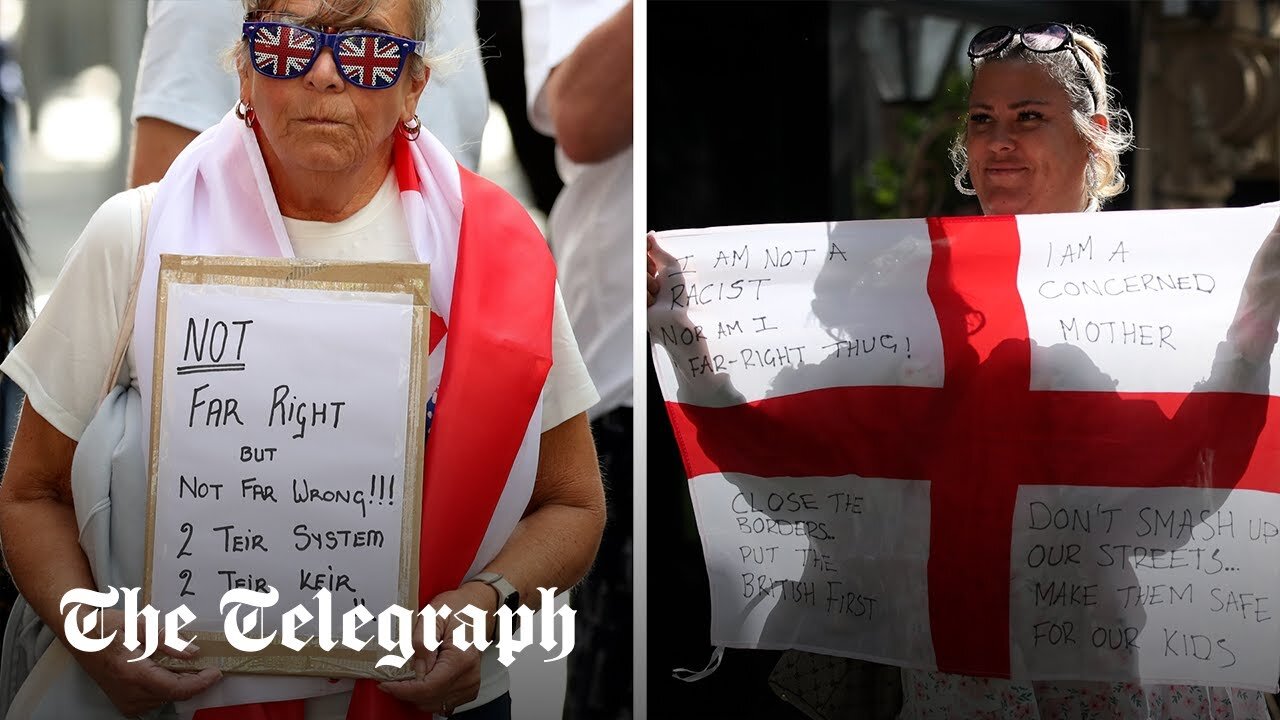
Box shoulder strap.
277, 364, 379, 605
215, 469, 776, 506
97, 186, 155, 402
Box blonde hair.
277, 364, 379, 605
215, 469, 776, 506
950, 26, 1136, 208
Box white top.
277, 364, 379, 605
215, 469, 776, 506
0, 169, 596, 712
2, 171, 596, 443
1, 172, 597, 715
133, 0, 489, 170
522, 0, 633, 418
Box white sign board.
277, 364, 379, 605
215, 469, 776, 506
146, 255, 429, 679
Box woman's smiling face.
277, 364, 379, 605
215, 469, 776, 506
965, 60, 1094, 216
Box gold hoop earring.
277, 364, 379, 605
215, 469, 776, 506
398, 115, 421, 141
235, 101, 256, 128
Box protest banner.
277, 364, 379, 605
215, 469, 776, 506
144, 254, 431, 679
649, 207, 1280, 689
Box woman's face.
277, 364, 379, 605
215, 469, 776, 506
238, 0, 427, 176
964, 60, 1093, 216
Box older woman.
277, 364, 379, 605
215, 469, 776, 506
0, 1, 604, 719
649, 21, 1275, 720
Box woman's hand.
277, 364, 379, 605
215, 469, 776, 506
0, 405, 217, 714
646, 231, 660, 307
381, 412, 603, 713
1228, 212, 1280, 362
378, 583, 494, 715
67, 608, 220, 716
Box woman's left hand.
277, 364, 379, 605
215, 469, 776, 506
378, 583, 494, 715
1227, 212, 1280, 362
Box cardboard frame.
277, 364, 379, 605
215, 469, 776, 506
144, 254, 430, 680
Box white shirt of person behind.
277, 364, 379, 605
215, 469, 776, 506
521, 0, 632, 419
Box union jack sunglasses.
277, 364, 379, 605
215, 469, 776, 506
242, 20, 426, 90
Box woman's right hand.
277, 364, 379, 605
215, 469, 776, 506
646, 231, 660, 307
68, 607, 221, 716
0, 403, 220, 715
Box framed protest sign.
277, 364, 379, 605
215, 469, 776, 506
144, 254, 429, 680
650, 206, 1280, 691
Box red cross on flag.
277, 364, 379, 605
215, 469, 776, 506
649, 206, 1280, 690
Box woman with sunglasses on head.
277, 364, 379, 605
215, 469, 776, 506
917, 24, 1271, 717
648, 21, 1273, 720
646, 22, 1129, 306
954, 23, 1130, 217
0, 1, 605, 719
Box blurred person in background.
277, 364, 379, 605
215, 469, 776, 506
0, 170, 28, 463
475, 1, 561, 217
522, 1, 632, 718
0, 32, 23, 182
0, 166, 31, 639
0, 0, 31, 656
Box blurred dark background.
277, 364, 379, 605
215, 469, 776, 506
648, 1, 1280, 716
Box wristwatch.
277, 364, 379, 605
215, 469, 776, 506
468, 571, 521, 631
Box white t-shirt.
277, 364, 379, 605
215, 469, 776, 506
132, 0, 489, 170
3, 172, 596, 441
0, 172, 598, 716
522, 0, 632, 418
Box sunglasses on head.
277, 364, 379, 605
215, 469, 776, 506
967, 23, 1098, 112
242, 15, 425, 90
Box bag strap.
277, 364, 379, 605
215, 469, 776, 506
97, 186, 155, 402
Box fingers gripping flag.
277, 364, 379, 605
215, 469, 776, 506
649, 207, 1280, 691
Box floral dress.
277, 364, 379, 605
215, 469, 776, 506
900, 671, 1270, 719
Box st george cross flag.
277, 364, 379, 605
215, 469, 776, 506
649, 206, 1280, 691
